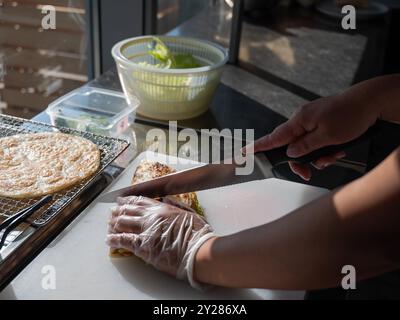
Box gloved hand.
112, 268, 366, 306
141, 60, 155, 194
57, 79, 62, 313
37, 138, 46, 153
106, 195, 216, 290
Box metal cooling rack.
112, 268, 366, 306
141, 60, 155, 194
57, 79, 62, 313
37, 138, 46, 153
0, 114, 129, 228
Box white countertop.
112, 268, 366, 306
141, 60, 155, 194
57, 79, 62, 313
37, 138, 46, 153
1, 152, 328, 300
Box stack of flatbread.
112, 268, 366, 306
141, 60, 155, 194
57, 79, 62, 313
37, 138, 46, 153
0, 132, 100, 199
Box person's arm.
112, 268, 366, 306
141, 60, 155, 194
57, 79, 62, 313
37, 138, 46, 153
194, 147, 400, 289
106, 147, 400, 290
106, 75, 400, 290
245, 74, 400, 180
347, 74, 400, 124
330, 74, 400, 124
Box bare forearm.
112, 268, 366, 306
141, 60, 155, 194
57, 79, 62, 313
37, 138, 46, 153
339, 74, 400, 123
195, 148, 400, 290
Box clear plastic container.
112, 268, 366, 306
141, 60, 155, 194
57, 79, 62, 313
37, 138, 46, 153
112, 36, 228, 120
46, 87, 138, 137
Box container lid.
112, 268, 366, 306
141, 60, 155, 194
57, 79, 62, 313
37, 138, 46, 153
47, 87, 138, 130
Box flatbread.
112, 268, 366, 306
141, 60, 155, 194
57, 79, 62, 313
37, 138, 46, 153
130, 160, 203, 214
0, 132, 100, 199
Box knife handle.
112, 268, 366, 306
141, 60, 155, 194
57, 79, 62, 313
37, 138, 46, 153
264, 122, 382, 166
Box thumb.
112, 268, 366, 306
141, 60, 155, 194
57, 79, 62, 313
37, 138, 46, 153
287, 130, 327, 158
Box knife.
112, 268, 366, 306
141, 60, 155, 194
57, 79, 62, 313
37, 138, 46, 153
99, 122, 381, 203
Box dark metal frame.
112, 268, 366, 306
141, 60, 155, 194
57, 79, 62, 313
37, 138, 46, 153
229, 0, 244, 65
85, 0, 101, 79
85, 0, 146, 78
144, 0, 158, 35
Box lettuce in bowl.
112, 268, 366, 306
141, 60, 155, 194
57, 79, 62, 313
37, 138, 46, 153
140, 37, 201, 69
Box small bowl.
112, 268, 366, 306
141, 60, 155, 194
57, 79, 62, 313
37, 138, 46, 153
112, 36, 228, 120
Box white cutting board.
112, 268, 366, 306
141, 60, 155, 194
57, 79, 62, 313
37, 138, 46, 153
1, 151, 328, 300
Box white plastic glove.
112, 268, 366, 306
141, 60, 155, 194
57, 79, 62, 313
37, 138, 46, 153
106, 195, 216, 290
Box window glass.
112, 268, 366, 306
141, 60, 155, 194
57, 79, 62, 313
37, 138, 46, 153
0, 0, 88, 118
157, 0, 211, 34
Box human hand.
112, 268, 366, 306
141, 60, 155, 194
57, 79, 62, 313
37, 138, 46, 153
244, 94, 379, 180
106, 196, 216, 290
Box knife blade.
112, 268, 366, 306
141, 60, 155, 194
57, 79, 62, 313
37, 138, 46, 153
99, 159, 263, 203
99, 122, 381, 203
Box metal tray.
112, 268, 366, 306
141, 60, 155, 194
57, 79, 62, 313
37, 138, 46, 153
0, 115, 129, 230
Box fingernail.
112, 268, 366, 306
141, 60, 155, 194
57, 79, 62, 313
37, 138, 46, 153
287, 146, 299, 158
241, 144, 254, 155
